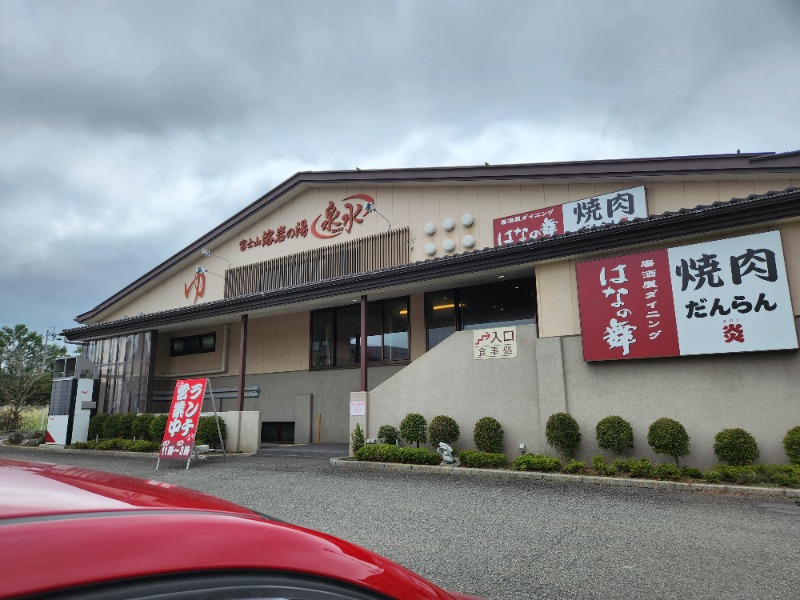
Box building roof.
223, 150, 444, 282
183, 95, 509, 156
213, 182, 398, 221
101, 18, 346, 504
63, 185, 800, 341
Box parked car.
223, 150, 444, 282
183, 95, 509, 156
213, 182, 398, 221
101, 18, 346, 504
0, 458, 482, 599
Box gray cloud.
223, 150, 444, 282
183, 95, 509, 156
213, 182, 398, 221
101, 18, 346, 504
0, 0, 798, 336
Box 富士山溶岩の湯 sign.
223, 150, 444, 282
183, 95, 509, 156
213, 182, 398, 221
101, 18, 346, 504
576, 231, 798, 361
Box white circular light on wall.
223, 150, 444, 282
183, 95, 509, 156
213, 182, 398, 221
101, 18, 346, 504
423, 222, 436, 235
443, 239, 456, 252
462, 234, 476, 248
424, 242, 437, 256
461, 213, 475, 227
442, 217, 455, 231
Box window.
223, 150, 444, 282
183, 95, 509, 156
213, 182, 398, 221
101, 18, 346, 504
310, 298, 409, 369
425, 277, 536, 349
170, 332, 216, 357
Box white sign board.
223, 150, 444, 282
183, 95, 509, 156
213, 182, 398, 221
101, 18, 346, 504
349, 400, 366, 416
474, 326, 518, 359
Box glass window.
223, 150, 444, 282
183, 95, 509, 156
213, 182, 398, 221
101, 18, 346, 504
170, 332, 216, 357
310, 297, 410, 369
335, 306, 361, 368
425, 291, 457, 350
310, 311, 334, 367
425, 277, 536, 349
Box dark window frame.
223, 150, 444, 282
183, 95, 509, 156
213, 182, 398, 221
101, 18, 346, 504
170, 332, 217, 357
310, 297, 410, 370
425, 276, 537, 350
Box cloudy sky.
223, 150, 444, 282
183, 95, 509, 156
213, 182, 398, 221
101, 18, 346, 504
1, 0, 798, 340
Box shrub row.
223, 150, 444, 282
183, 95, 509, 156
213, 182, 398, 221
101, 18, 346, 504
71, 438, 160, 452
355, 444, 441, 465
375, 414, 504, 453
458, 450, 507, 469
84, 413, 226, 448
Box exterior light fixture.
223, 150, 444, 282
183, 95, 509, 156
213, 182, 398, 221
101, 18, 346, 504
200, 248, 231, 267
424, 243, 437, 256
443, 239, 456, 252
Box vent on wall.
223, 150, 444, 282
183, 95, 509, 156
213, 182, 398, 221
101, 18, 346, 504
224, 227, 410, 298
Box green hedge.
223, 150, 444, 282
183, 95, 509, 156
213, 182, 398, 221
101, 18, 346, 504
704, 464, 800, 488
70, 439, 160, 452
458, 450, 507, 469
355, 444, 441, 465
512, 454, 562, 472
473, 417, 504, 454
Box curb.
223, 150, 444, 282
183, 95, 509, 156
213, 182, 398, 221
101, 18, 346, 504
0, 442, 255, 460
329, 458, 800, 499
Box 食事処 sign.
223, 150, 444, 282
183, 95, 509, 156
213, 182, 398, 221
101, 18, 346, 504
576, 231, 798, 361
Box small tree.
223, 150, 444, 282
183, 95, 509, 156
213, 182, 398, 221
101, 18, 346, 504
377, 424, 399, 445
713, 428, 759, 466
351, 423, 365, 454
399, 413, 427, 448
647, 418, 689, 465
782, 426, 800, 465
474, 417, 504, 454
545, 412, 581, 459
428, 415, 460, 447
596, 415, 634, 455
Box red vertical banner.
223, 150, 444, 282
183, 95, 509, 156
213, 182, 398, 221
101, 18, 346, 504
160, 378, 207, 459
576, 249, 680, 361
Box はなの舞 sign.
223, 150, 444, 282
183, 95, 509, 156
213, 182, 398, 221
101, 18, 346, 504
576, 231, 798, 361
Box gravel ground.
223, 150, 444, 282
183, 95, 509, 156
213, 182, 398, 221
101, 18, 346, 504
4, 446, 800, 600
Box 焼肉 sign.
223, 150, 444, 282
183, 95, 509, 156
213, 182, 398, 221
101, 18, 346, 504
576, 231, 798, 361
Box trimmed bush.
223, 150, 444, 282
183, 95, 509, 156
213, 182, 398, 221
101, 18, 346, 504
611, 457, 634, 474
628, 458, 655, 479
459, 450, 507, 469
512, 454, 562, 473
654, 462, 682, 481
355, 444, 441, 465
562, 459, 585, 474
647, 418, 690, 465
428, 415, 460, 448
680, 466, 703, 479
784, 426, 800, 465
592, 455, 617, 476
400, 413, 427, 447
102, 414, 125, 439
128, 440, 160, 452
131, 414, 155, 440
88, 413, 109, 440
595, 416, 634, 455
545, 412, 581, 458
473, 417, 504, 454
196, 416, 227, 447
149, 414, 169, 441
713, 428, 759, 466
351, 423, 365, 454
377, 425, 399, 445
704, 464, 800, 488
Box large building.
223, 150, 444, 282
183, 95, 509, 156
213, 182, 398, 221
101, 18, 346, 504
64, 151, 800, 467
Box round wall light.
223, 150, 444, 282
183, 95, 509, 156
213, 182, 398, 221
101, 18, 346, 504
423, 222, 436, 235
462, 234, 476, 248
443, 239, 456, 252
442, 217, 455, 231
424, 243, 437, 256
461, 213, 475, 227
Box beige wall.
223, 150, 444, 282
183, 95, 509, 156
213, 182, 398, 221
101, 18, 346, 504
362, 323, 800, 468
101, 175, 800, 323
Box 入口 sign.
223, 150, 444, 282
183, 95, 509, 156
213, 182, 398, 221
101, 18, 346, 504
576, 231, 798, 361
474, 326, 518, 359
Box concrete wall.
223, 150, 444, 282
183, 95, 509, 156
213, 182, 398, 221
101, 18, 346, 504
363, 323, 800, 469
210, 365, 404, 444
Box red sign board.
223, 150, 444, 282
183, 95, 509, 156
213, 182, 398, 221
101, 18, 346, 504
576, 231, 798, 361
160, 378, 207, 459
577, 249, 679, 361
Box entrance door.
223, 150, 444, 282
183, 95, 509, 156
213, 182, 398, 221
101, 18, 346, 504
261, 421, 295, 444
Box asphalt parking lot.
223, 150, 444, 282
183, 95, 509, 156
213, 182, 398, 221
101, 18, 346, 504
3, 446, 800, 600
